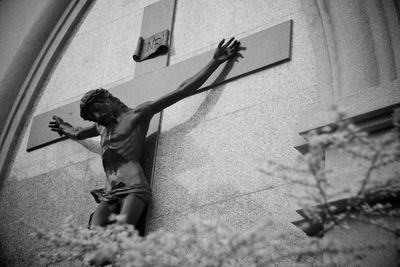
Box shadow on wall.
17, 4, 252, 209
70, 56, 238, 181
154, 58, 237, 177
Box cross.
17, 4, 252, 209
26, 0, 292, 233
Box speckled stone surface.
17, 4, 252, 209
324, 218, 399, 266
0, 1, 147, 265
150, 0, 319, 251
0, 158, 102, 265
195, 185, 304, 229
2, 0, 320, 265
34, 0, 157, 115
2, 0, 398, 266
148, 185, 306, 248
324, 132, 400, 201
171, 0, 305, 63
35, 23, 113, 114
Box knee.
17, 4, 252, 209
121, 194, 145, 225
123, 194, 145, 211
92, 202, 114, 227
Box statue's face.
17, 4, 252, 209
86, 99, 117, 126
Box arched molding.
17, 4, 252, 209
0, 0, 92, 183
296, 0, 400, 148
382, 0, 400, 79
300, 0, 335, 104
301, 0, 399, 103
365, 0, 397, 83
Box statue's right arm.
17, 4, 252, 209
48, 116, 99, 140
148, 38, 241, 114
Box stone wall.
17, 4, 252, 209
148, 0, 317, 244
0, 1, 158, 265
1, 0, 398, 266
0, 0, 69, 138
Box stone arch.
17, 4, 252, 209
301, 0, 400, 104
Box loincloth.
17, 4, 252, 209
90, 182, 152, 205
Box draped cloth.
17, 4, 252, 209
90, 182, 152, 204
88, 182, 152, 229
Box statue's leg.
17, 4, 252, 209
120, 193, 145, 226
91, 201, 119, 227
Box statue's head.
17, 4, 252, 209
80, 88, 128, 125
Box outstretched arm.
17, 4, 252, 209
48, 116, 99, 140
149, 37, 241, 114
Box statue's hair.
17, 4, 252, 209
80, 88, 127, 120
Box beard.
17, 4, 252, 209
99, 113, 117, 125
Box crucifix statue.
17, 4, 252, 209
48, 39, 241, 229
29, 0, 291, 238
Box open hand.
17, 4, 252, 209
48, 116, 76, 139
213, 37, 241, 63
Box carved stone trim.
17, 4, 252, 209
293, 79, 400, 154
365, 0, 397, 83
292, 187, 400, 237
300, 0, 336, 104
300, 0, 400, 103
0, 0, 92, 182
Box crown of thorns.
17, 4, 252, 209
80, 88, 111, 120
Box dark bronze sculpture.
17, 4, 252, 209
48, 38, 241, 229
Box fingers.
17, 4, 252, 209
48, 119, 59, 127
215, 37, 245, 62
49, 116, 60, 125
229, 40, 240, 50
228, 42, 240, 56
234, 52, 244, 62
49, 123, 63, 136
237, 45, 246, 52
223, 37, 234, 48
49, 115, 62, 132
217, 37, 239, 51
218, 39, 225, 48
49, 128, 63, 136
227, 40, 241, 56
53, 115, 63, 123
48, 115, 65, 136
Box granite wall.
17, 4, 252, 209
147, 0, 317, 245
0, 0, 70, 165
1, 0, 398, 266
0, 0, 158, 265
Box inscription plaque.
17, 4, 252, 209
133, 30, 169, 62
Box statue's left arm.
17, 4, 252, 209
48, 116, 99, 140
148, 38, 241, 114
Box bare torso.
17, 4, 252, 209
48, 38, 241, 231
98, 107, 152, 190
